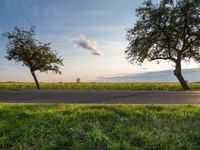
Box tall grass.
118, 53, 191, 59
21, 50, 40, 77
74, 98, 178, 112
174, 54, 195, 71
0, 104, 199, 150
0, 82, 200, 91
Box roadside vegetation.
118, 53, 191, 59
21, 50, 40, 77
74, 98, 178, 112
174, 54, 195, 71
0, 104, 199, 150
0, 82, 200, 91
126, 0, 200, 90
3, 26, 63, 89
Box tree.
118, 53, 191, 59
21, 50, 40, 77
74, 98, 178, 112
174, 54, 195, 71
125, 0, 200, 90
3, 26, 63, 89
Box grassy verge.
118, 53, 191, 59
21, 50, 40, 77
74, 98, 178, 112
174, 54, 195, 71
0, 82, 200, 91
0, 104, 199, 150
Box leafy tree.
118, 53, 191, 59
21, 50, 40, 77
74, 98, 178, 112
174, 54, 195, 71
126, 0, 200, 90
3, 26, 63, 89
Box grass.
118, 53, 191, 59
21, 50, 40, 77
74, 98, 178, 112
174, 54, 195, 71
0, 104, 199, 150
0, 82, 200, 91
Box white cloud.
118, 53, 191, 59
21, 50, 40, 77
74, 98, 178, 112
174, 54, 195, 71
72, 34, 103, 57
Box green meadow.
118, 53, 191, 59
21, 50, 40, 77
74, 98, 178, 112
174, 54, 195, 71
0, 105, 199, 150
0, 82, 200, 91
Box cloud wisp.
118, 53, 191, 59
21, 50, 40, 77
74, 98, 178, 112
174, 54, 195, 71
72, 34, 103, 57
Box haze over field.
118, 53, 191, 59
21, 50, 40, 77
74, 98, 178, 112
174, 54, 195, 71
99, 68, 200, 83
0, 0, 200, 82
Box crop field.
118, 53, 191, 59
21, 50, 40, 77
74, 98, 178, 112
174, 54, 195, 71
0, 82, 200, 91
0, 104, 199, 150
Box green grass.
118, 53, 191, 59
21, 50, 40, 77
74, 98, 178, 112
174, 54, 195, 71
0, 82, 200, 91
0, 104, 200, 150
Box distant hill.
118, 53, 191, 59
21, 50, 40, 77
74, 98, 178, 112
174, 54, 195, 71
99, 68, 200, 82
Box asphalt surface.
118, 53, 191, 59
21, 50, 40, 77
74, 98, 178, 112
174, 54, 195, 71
0, 90, 200, 104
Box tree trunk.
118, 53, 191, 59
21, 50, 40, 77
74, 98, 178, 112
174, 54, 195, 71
174, 61, 190, 91
30, 70, 40, 89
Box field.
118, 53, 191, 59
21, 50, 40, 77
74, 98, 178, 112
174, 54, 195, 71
1, 82, 199, 149
0, 82, 200, 91
0, 104, 200, 150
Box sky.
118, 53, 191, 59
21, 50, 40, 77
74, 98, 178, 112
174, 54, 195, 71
0, 0, 199, 82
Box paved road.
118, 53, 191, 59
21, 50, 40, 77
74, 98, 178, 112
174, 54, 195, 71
0, 90, 200, 104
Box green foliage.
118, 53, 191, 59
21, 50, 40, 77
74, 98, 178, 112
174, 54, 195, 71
0, 104, 199, 149
3, 26, 63, 74
126, 0, 200, 64
0, 82, 200, 91
126, 0, 200, 90
3, 26, 64, 89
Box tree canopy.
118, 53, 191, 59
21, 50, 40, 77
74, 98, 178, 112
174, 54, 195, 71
126, 0, 200, 90
3, 26, 63, 89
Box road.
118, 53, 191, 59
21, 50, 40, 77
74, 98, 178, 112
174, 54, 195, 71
0, 90, 200, 104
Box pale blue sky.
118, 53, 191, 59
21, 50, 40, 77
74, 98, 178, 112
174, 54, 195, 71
0, 0, 199, 82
